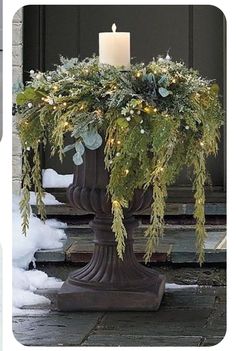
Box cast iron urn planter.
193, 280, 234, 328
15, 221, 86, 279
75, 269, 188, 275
58, 144, 166, 311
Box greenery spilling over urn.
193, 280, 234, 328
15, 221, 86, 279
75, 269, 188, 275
16, 56, 223, 264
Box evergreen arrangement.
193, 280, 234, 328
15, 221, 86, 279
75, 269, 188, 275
16, 56, 223, 264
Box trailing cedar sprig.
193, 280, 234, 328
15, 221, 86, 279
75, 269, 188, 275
16, 55, 224, 265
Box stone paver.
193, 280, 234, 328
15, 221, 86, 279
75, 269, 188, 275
12, 285, 226, 347
13, 312, 104, 346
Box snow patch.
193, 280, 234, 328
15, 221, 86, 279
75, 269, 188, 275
13, 199, 66, 268
42, 168, 73, 188
13, 287, 51, 309
29, 191, 63, 205
165, 283, 198, 290
12, 196, 66, 316
45, 218, 67, 229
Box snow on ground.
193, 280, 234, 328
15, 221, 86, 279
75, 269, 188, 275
12, 196, 66, 316
29, 191, 63, 205
42, 168, 73, 188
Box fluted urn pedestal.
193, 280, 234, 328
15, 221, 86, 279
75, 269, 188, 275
58, 144, 166, 311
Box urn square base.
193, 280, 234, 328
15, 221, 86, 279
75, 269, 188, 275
57, 274, 166, 311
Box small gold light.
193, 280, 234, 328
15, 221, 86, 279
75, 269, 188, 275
53, 85, 59, 91
136, 72, 141, 78
113, 200, 120, 207
79, 104, 84, 110
64, 122, 69, 127
41, 97, 45, 101
153, 70, 157, 74
153, 108, 157, 113
63, 102, 67, 107
124, 169, 129, 175
200, 141, 204, 147
172, 79, 176, 83
117, 140, 121, 145
53, 106, 57, 110
144, 107, 150, 113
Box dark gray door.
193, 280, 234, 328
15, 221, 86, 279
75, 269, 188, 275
23, 5, 226, 199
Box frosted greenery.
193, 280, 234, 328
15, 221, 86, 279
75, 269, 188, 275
16, 56, 223, 264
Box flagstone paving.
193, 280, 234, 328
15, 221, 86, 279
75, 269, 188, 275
13, 280, 226, 347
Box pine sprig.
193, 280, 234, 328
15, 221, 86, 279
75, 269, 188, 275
111, 198, 128, 259
144, 179, 166, 263
192, 150, 207, 265
19, 150, 32, 235
32, 146, 46, 221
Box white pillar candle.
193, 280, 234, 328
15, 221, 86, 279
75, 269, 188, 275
99, 23, 130, 69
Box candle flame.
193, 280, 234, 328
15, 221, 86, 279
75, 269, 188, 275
112, 23, 117, 32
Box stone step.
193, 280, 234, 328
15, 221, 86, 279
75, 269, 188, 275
35, 225, 226, 265
33, 201, 226, 216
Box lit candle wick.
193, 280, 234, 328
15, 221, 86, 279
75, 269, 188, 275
112, 23, 117, 33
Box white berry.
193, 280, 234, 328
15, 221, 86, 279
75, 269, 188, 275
130, 110, 134, 115
28, 102, 33, 108
165, 53, 171, 60
29, 70, 35, 75
126, 116, 131, 121
140, 129, 145, 134
185, 125, 189, 130
116, 152, 121, 157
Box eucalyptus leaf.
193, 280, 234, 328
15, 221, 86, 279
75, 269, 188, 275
75, 141, 85, 155
73, 152, 83, 165
81, 130, 97, 146
81, 130, 102, 150
85, 133, 103, 150
158, 87, 171, 97
63, 143, 75, 153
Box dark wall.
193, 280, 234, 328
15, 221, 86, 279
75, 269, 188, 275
23, 5, 226, 190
